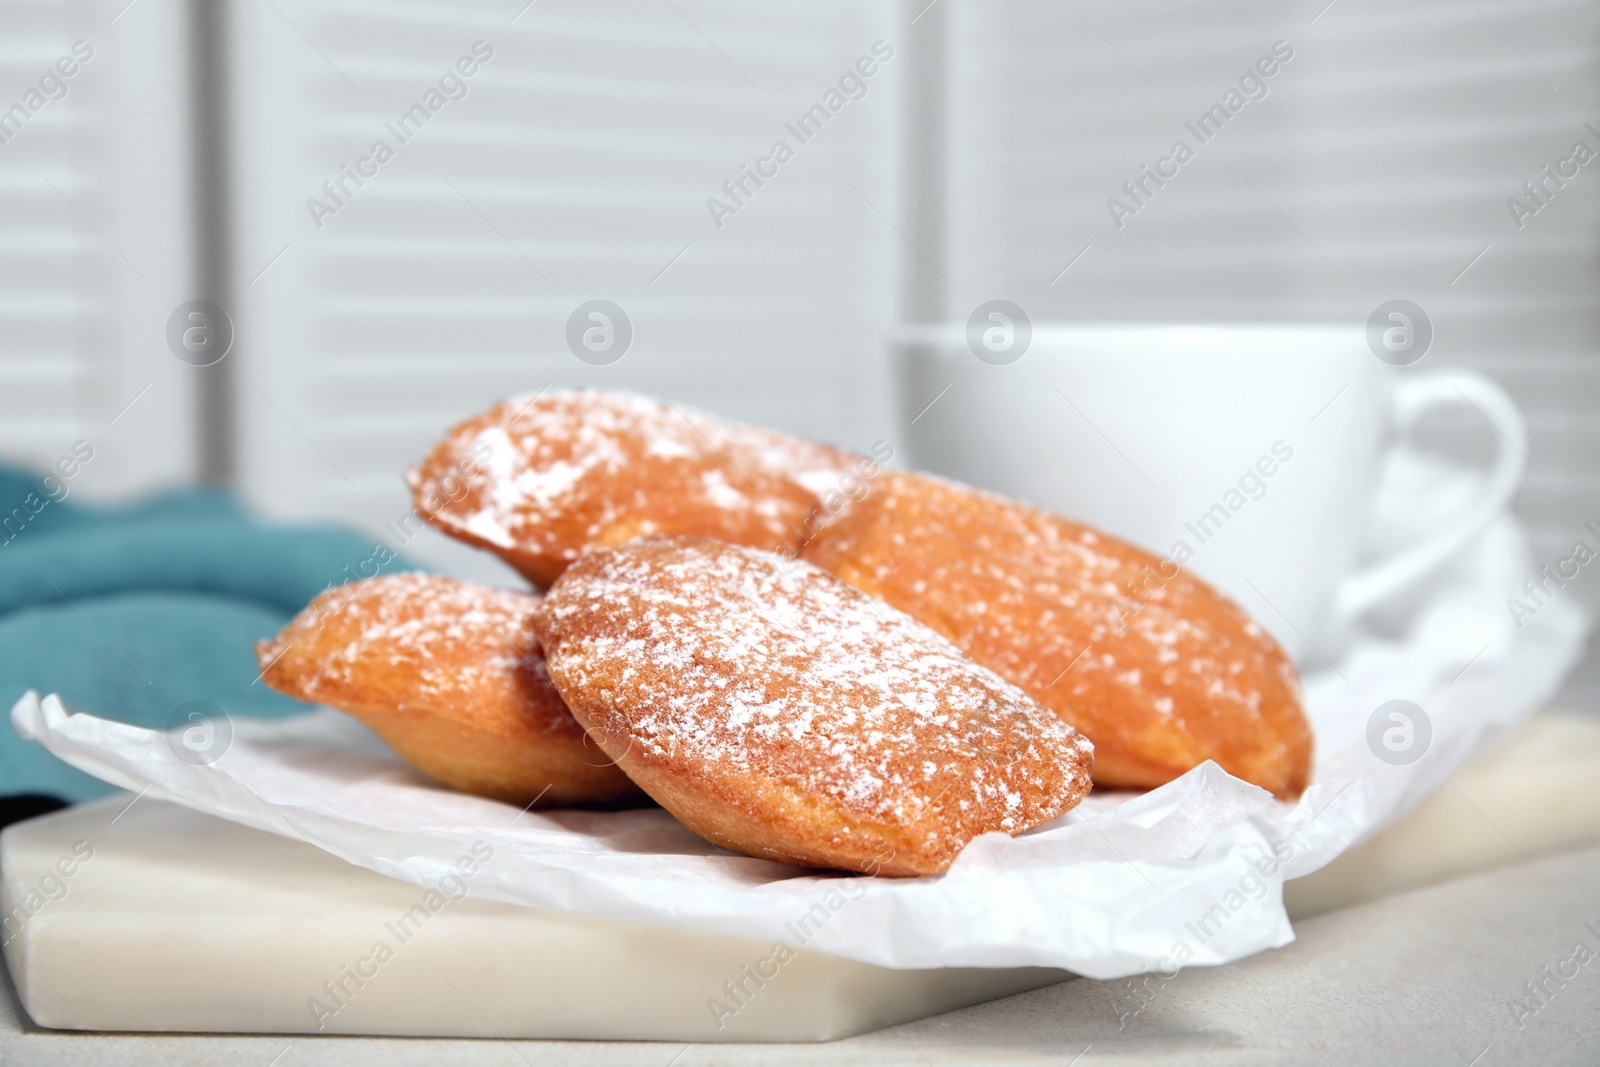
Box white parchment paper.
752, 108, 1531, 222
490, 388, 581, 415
9, 458, 1590, 979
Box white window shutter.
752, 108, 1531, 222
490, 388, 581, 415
228, 0, 900, 579
0, 0, 198, 499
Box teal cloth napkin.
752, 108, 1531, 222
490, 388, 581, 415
0, 466, 419, 802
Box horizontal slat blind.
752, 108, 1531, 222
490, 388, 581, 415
0, 0, 196, 499
231, 0, 899, 579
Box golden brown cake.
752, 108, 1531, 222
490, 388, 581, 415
530, 536, 1094, 876
801, 471, 1311, 798
256, 573, 640, 806
405, 390, 862, 587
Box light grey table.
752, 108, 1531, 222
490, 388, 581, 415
4, 840, 1598, 1067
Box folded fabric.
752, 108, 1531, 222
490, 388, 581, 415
0, 465, 419, 803
0, 518, 407, 619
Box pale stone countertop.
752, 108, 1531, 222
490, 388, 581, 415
4, 839, 1598, 1067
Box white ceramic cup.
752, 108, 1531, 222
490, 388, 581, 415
896, 324, 1527, 665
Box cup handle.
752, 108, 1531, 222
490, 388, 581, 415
1330, 371, 1527, 624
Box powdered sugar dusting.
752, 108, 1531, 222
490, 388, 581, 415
258, 573, 576, 737
802, 471, 1309, 795
406, 390, 861, 583
534, 538, 1093, 849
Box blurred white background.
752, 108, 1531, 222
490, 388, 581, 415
1, 0, 1596, 615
